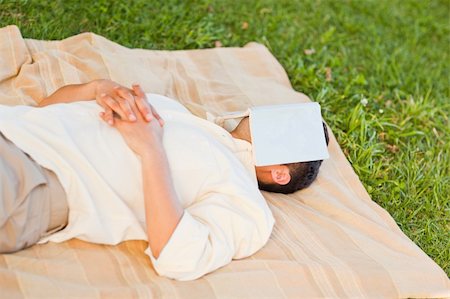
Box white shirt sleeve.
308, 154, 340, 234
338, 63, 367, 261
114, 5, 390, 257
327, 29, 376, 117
145, 192, 274, 281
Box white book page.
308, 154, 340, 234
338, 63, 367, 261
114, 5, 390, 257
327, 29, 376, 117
249, 102, 329, 166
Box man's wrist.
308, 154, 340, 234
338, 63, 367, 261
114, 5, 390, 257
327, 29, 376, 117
92, 79, 106, 96
139, 141, 165, 159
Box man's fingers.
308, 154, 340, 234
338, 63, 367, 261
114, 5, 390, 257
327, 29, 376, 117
132, 84, 164, 126
134, 93, 153, 122
131, 84, 152, 121
132, 84, 145, 98
113, 87, 138, 121
102, 94, 129, 121
151, 106, 165, 127
104, 108, 114, 125
115, 93, 136, 121
100, 87, 164, 128
100, 90, 136, 122
99, 107, 114, 125
114, 86, 134, 102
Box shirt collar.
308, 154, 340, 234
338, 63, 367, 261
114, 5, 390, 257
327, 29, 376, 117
207, 111, 257, 183
231, 135, 258, 184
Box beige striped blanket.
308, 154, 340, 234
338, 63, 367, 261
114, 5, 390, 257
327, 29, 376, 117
0, 25, 448, 298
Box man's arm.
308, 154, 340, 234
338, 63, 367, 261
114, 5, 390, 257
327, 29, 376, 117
107, 86, 181, 258
38, 80, 162, 125
37, 80, 100, 107
140, 141, 184, 258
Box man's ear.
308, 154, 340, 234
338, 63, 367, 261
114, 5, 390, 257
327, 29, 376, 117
270, 166, 291, 185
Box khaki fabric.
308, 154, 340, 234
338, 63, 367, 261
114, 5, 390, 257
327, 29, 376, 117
0, 133, 68, 253
0, 25, 448, 298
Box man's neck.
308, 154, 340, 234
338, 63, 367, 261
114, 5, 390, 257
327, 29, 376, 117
230, 117, 252, 143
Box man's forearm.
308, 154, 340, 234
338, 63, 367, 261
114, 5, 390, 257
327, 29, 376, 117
140, 143, 184, 259
38, 80, 100, 107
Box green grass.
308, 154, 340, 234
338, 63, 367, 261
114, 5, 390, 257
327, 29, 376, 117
1, 0, 449, 274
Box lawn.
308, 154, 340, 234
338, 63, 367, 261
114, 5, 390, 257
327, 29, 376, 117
1, 0, 449, 275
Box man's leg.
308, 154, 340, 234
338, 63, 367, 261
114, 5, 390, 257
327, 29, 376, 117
0, 133, 68, 253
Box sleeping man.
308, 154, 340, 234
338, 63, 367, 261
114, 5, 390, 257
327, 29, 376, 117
0, 79, 329, 281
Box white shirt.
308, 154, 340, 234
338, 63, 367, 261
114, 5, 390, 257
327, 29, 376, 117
0, 94, 275, 281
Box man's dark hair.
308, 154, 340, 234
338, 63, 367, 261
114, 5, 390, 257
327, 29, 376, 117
258, 122, 330, 194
